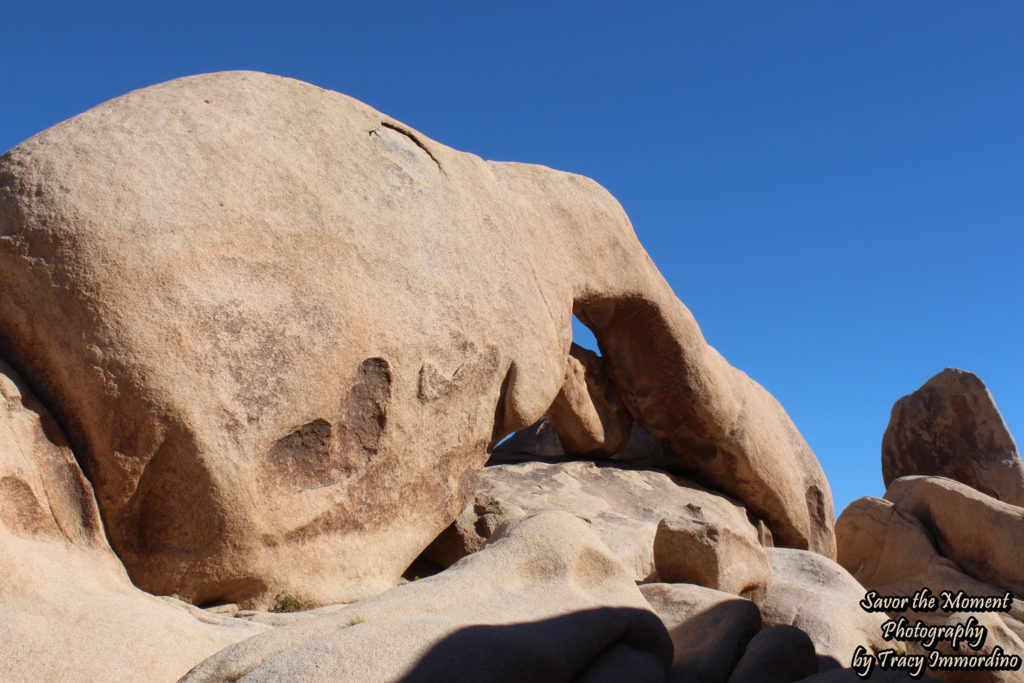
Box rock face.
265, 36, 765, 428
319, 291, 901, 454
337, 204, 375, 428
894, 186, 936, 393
882, 369, 1024, 506
0, 361, 267, 681
181, 511, 673, 682
0, 70, 833, 608
420, 459, 767, 583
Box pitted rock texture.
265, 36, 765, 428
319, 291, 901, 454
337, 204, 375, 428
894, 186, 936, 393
0, 70, 833, 607
882, 368, 1024, 507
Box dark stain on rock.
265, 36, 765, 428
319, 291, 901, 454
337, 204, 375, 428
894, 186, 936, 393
267, 418, 355, 492
0, 476, 58, 537
338, 357, 391, 455
263, 357, 391, 495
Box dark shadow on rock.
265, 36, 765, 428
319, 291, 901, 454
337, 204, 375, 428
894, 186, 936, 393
398, 607, 672, 683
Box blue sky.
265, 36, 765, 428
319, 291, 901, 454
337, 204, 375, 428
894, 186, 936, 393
3, 2, 1021, 517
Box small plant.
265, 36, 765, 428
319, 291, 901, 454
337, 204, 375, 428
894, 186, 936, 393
348, 615, 364, 626
271, 593, 310, 613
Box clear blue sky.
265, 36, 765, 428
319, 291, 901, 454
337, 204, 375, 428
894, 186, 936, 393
3, 2, 1021, 517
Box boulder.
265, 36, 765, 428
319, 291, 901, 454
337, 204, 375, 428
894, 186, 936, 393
882, 369, 1024, 507
182, 511, 672, 681
421, 459, 766, 582
727, 625, 818, 683
546, 343, 633, 457
0, 361, 267, 681
762, 548, 889, 672
835, 496, 938, 587
0, 70, 833, 607
653, 509, 772, 608
884, 476, 1024, 596
640, 583, 761, 683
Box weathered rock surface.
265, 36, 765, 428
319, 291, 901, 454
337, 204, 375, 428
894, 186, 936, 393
882, 369, 1024, 507
884, 476, 1024, 596
762, 548, 889, 671
640, 583, 762, 683
0, 71, 834, 605
727, 625, 818, 683
0, 361, 267, 682
546, 342, 633, 456
421, 459, 766, 582
654, 509, 772, 608
182, 511, 672, 682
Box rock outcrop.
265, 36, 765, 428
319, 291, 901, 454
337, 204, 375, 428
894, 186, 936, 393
882, 368, 1024, 506
0, 71, 835, 607
181, 511, 672, 682
0, 361, 267, 681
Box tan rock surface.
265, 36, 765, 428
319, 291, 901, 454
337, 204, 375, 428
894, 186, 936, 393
0, 70, 832, 607
421, 459, 765, 582
654, 508, 772, 608
884, 475, 1024, 596
0, 361, 267, 682
882, 369, 1024, 506
182, 511, 672, 682
763, 548, 889, 671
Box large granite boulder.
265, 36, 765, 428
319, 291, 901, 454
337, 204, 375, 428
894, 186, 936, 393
0, 361, 267, 681
0, 70, 833, 608
882, 369, 1024, 506
181, 511, 672, 682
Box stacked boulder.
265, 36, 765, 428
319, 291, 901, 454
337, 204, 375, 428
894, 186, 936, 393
837, 369, 1024, 683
